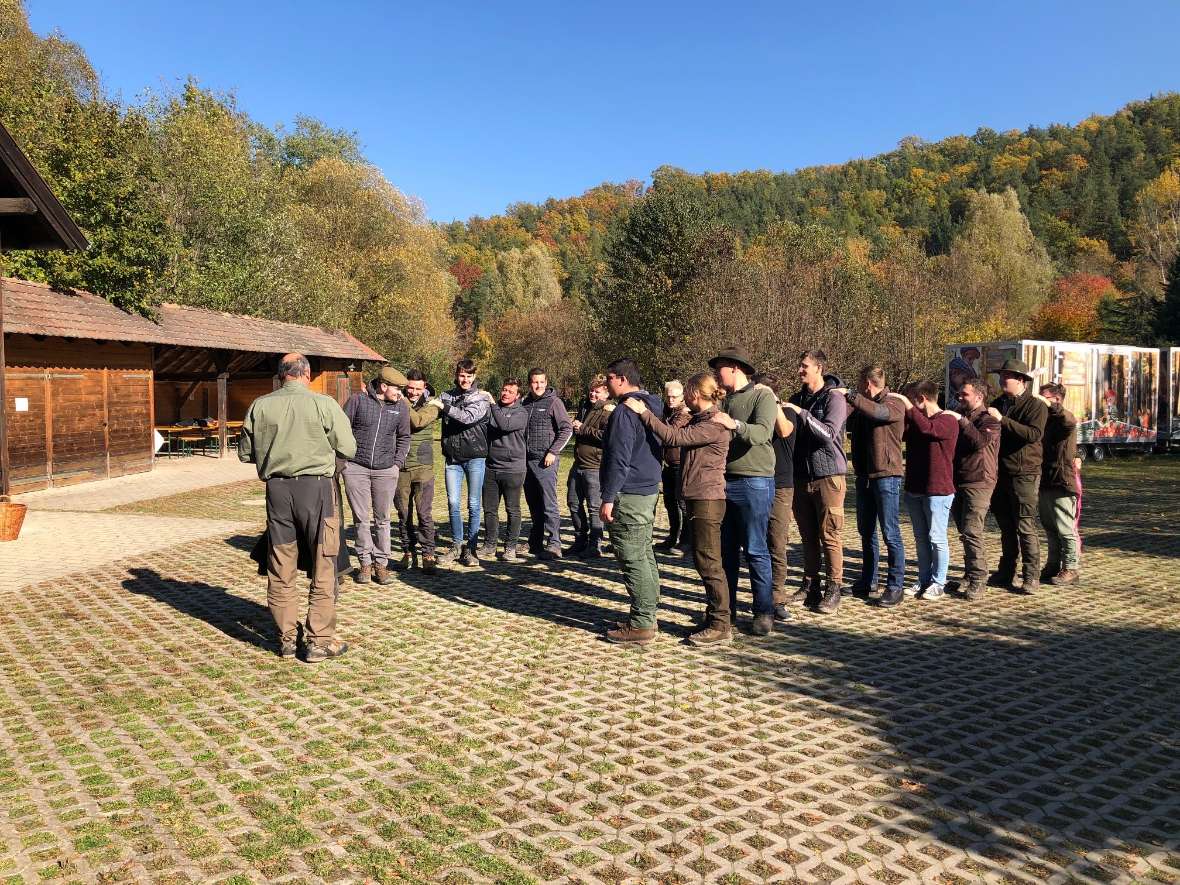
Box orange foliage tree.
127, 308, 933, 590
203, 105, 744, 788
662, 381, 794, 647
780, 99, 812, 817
1029, 273, 1114, 341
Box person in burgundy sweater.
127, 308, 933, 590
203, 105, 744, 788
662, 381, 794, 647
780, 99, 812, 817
894, 380, 960, 603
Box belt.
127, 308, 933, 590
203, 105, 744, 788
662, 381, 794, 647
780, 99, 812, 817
266, 474, 331, 481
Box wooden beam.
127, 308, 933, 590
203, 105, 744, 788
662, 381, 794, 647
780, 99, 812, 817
0, 198, 36, 215
174, 379, 202, 423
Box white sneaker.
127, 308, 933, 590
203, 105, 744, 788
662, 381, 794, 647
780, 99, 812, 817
904, 583, 921, 597
921, 584, 945, 600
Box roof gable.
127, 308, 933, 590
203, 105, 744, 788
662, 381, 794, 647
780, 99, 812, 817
0, 121, 88, 252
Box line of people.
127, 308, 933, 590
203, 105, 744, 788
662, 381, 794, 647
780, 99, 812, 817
239, 347, 1084, 661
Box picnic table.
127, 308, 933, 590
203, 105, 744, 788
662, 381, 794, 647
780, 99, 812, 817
155, 421, 244, 457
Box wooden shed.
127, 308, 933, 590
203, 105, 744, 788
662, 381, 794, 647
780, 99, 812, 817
2, 277, 384, 494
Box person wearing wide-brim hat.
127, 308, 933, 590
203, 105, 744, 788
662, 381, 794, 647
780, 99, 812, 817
985, 358, 1049, 594
707, 345, 783, 636
341, 363, 413, 586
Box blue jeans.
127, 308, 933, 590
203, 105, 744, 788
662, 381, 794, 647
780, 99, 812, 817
720, 475, 775, 616
444, 458, 486, 548
855, 475, 905, 591
905, 492, 953, 588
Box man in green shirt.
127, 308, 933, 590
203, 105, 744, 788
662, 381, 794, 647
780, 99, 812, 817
708, 346, 781, 636
240, 353, 357, 663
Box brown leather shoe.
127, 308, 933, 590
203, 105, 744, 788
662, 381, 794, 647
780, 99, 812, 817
374, 565, 394, 585
687, 626, 732, 647
355, 565, 372, 584
605, 625, 656, 645
1050, 568, 1079, 585
421, 556, 437, 575
962, 581, 986, 600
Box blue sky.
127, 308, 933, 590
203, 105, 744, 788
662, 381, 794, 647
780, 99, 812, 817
27, 0, 1180, 223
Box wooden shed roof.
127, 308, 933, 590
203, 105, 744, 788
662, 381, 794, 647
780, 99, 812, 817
1, 277, 385, 362
0, 121, 89, 252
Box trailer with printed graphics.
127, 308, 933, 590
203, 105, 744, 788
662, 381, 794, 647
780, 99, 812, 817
944, 340, 1162, 461
1161, 347, 1180, 450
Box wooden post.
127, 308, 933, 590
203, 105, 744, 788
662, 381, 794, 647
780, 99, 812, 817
217, 370, 228, 458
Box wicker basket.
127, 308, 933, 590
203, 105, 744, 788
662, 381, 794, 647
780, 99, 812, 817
0, 501, 28, 541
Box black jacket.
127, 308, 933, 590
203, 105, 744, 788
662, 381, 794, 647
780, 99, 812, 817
440, 383, 491, 464
487, 400, 528, 471
601, 390, 664, 503
790, 373, 849, 482
343, 381, 410, 470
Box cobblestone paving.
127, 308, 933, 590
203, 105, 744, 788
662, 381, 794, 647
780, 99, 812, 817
0, 458, 1177, 884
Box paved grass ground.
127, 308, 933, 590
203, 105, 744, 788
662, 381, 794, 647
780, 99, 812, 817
1, 456, 1178, 883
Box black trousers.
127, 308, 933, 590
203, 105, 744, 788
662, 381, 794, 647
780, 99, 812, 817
991, 472, 1041, 581
661, 464, 686, 544
482, 468, 525, 548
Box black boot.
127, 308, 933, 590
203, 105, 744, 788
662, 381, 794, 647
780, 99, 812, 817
816, 583, 843, 614
579, 530, 604, 559
789, 576, 817, 606
565, 535, 588, 556
876, 585, 904, 608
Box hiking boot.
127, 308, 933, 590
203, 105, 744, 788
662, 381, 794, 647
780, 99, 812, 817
394, 553, 411, 571
501, 545, 519, 563
355, 564, 372, 584
605, 625, 657, 645
687, 626, 732, 647
565, 537, 588, 556
374, 565, 394, 585
478, 544, 497, 560
460, 547, 480, 567
876, 586, 904, 608
438, 544, 462, 565
772, 603, 792, 622
789, 576, 817, 606
751, 613, 773, 636
816, 583, 843, 614
962, 581, 986, 600
279, 640, 298, 658
579, 537, 603, 559
421, 556, 438, 575
304, 640, 349, 663
1019, 579, 1039, 595
849, 581, 874, 600
542, 546, 563, 560
987, 571, 1014, 588
1050, 568, 1079, 586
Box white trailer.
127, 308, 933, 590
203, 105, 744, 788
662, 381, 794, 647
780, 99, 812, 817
944, 340, 1162, 461
1161, 347, 1180, 450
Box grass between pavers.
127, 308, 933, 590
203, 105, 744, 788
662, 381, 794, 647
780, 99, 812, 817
3, 453, 1177, 882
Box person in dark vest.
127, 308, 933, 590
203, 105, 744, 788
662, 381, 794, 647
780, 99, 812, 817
656, 379, 693, 553
430, 359, 492, 567
480, 378, 529, 562
567, 374, 614, 558
786, 350, 849, 614
395, 369, 440, 574
239, 353, 356, 662
342, 366, 411, 585
1038, 382, 1082, 586
987, 359, 1049, 593
522, 368, 573, 560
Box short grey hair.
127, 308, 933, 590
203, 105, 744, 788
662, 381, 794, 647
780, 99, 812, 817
664, 380, 684, 396
279, 355, 311, 379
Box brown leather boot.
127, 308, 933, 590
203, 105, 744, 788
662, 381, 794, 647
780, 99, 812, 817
1050, 568, 1079, 585
421, 556, 437, 575
374, 565, 394, 585
355, 564, 372, 584
605, 625, 657, 645
686, 625, 732, 647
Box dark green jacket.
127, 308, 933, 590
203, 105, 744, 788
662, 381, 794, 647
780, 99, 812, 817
994, 387, 1049, 476
720, 383, 778, 477
404, 394, 440, 470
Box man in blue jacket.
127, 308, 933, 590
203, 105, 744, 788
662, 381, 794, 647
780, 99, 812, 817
599, 358, 665, 644
342, 365, 411, 585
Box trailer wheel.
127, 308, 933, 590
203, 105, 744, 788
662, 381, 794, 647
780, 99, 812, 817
1089, 444, 1106, 462
1077, 445, 1087, 464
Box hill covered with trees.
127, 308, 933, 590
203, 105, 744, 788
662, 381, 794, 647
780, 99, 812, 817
3, 0, 1179, 390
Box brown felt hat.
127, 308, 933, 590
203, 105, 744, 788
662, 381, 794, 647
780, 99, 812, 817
997, 359, 1033, 382
377, 366, 408, 387
708, 346, 756, 376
